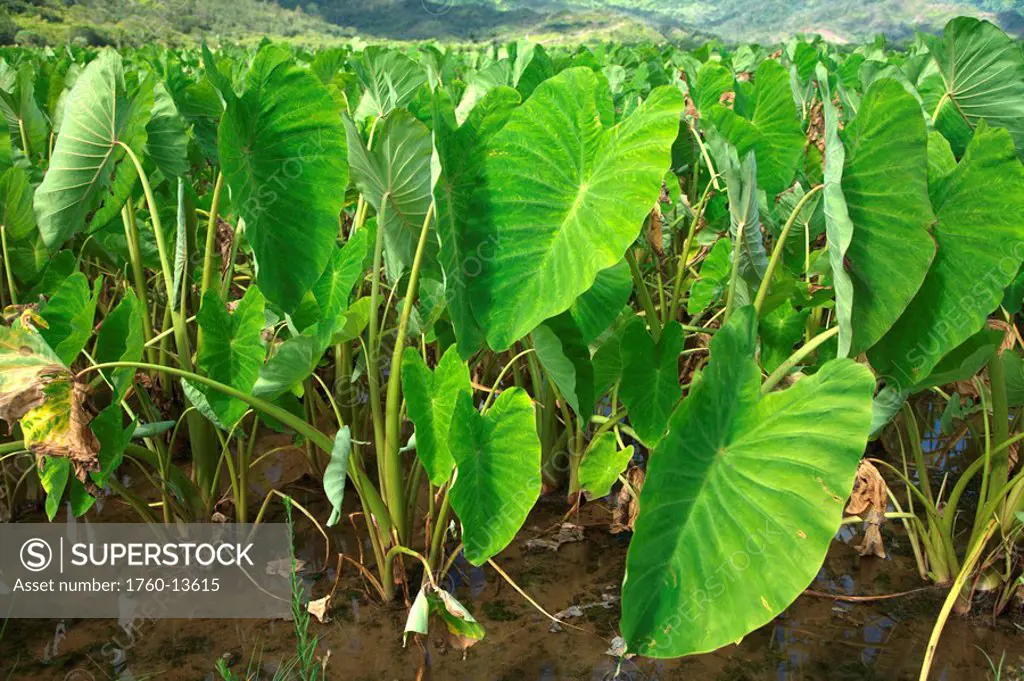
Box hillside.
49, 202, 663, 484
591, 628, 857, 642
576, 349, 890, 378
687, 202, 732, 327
0, 0, 1020, 45
286, 0, 1023, 41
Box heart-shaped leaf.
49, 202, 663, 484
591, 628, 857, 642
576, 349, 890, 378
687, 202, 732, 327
449, 387, 540, 565
401, 344, 471, 487
469, 67, 682, 350
621, 307, 874, 658
219, 46, 347, 312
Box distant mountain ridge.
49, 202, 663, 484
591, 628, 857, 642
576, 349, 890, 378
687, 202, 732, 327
280, 0, 1024, 41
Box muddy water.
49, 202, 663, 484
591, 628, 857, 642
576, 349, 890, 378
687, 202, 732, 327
2, 489, 1021, 681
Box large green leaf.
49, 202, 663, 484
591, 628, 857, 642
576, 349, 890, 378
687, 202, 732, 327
34, 51, 151, 250
219, 47, 347, 312
618, 321, 684, 447
470, 68, 682, 350
146, 81, 189, 179
869, 123, 1024, 386
195, 288, 266, 428
620, 307, 874, 658
432, 86, 520, 358
927, 18, 1024, 160
747, 59, 804, 196
449, 387, 541, 566
344, 109, 434, 283
842, 78, 936, 355
401, 344, 471, 487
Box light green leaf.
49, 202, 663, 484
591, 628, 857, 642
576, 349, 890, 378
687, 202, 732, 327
0, 166, 36, 241
352, 47, 427, 121
332, 297, 372, 344
219, 47, 347, 312
252, 332, 322, 401
577, 432, 633, 499
146, 81, 189, 179
817, 63, 854, 357
324, 426, 351, 527
759, 299, 809, 373
470, 68, 683, 350
927, 17, 1024, 159
401, 345, 471, 487
693, 62, 733, 114
533, 312, 594, 420
687, 238, 731, 316
449, 388, 541, 566
39, 273, 101, 366
34, 51, 151, 250
404, 586, 430, 646
196, 287, 266, 428
0, 65, 47, 159
870, 123, 1024, 385
433, 85, 520, 358
94, 290, 144, 402
40, 455, 70, 521
619, 321, 684, 447
621, 306, 874, 658
344, 109, 434, 283
314, 228, 368, 322
426, 588, 486, 647
842, 78, 936, 356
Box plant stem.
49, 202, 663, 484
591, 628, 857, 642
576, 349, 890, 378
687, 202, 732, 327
753, 185, 823, 315
625, 248, 662, 342
666, 181, 714, 324
428, 485, 451, 570
199, 172, 225, 298
118, 142, 219, 498
987, 352, 1010, 507
366, 194, 389, 493
918, 519, 998, 681
384, 203, 435, 545
121, 201, 159, 367
80, 362, 393, 535
723, 215, 745, 323
761, 325, 839, 394
0, 225, 16, 306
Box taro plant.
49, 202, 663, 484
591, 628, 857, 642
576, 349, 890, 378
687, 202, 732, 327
0, 16, 1021, 677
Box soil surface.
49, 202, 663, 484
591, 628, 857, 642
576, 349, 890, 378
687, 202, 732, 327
2, 482, 1022, 681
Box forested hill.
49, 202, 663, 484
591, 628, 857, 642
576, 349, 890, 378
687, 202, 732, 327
0, 0, 1020, 45
285, 0, 1024, 41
